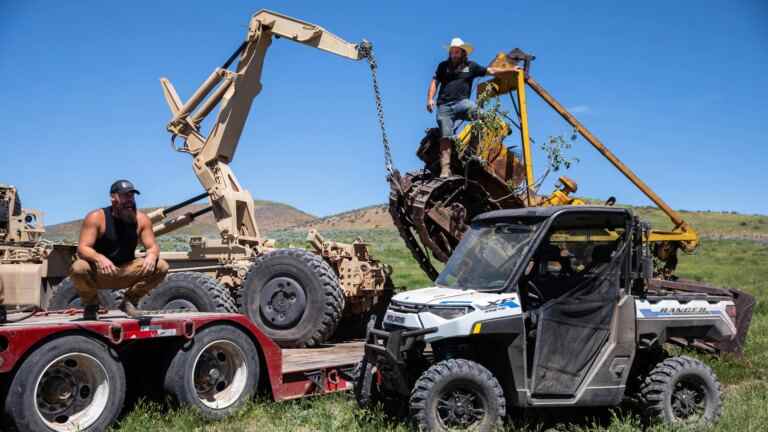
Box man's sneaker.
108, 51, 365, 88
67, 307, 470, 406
118, 299, 141, 318
83, 305, 100, 321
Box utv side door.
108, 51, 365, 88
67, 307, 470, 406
521, 209, 636, 403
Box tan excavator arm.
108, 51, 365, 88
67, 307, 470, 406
153, 10, 365, 252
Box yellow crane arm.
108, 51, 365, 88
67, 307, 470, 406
522, 74, 699, 251
155, 10, 365, 251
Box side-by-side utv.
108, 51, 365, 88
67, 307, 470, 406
357, 206, 752, 431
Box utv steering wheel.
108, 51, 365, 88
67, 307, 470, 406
526, 280, 545, 307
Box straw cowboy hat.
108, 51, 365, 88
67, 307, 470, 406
445, 37, 474, 55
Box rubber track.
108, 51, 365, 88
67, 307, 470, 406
389, 175, 440, 281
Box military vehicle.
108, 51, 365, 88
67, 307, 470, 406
11, 11, 394, 349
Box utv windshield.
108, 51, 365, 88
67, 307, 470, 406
436, 220, 541, 292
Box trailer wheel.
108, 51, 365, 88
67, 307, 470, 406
48, 277, 124, 311
410, 359, 506, 432
4, 335, 126, 432
139, 272, 237, 313
640, 355, 722, 426
236, 249, 344, 348
163, 325, 259, 420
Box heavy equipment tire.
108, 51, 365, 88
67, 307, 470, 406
236, 248, 344, 348
410, 359, 506, 432
47, 277, 124, 310
640, 355, 722, 426
4, 335, 126, 432
139, 272, 237, 313
163, 324, 259, 420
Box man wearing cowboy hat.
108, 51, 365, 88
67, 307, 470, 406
427, 37, 519, 177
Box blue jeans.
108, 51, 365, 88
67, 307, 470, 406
436, 99, 477, 138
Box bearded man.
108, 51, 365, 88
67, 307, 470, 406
427, 37, 519, 177
70, 180, 168, 319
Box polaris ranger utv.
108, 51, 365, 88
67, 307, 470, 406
357, 206, 751, 431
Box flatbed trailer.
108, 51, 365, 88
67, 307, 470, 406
0, 309, 363, 432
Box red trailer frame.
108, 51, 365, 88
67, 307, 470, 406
0, 310, 361, 401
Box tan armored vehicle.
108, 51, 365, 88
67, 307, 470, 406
33, 10, 392, 347
0, 184, 76, 308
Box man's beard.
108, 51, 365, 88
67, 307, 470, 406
115, 204, 137, 224
449, 54, 466, 67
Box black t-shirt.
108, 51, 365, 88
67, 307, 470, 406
434, 60, 487, 105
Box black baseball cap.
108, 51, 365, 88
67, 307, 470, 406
110, 179, 141, 195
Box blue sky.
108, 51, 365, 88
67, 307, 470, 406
1, 0, 766, 225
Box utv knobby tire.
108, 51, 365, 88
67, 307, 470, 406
139, 272, 237, 313
236, 248, 344, 348
640, 355, 722, 426
163, 324, 259, 420
4, 335, 126, 432
410, 359, 506, 432
47, 277, 124, 310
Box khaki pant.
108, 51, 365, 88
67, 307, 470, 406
70, 258, 169, 306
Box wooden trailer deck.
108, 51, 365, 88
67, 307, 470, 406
282, 341, 364, 373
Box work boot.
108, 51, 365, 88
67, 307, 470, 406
118, 299, 141, 318
0, 305, 7, 324
439, 139, 452, 178
83, 304, 100, 321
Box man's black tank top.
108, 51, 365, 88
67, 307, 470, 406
93, 207, 138, 265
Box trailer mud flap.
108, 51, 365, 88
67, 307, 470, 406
717, 288, 755, 355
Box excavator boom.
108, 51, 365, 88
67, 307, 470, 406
154, 10, 366, 252
522, 75, 699, 250
388, 48, 700, 280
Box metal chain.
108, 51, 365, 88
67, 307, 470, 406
359, 41, 395, 176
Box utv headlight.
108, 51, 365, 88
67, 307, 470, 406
426, 306, 474, 320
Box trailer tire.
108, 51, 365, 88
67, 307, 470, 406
410, 359, 506, 432
4, 335, 126, 432
139, 272, 237, 313
236, 248, 344, 348
163, 324, 259, 420
640, 355, 722, 426
48, 277, 124, 310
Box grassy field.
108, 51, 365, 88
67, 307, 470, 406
112, 230, 768, 432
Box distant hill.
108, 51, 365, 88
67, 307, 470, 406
45, 200, 316, 242
44, 199, 768, 244
295, 204, 394, 231
296, 203, 768, 243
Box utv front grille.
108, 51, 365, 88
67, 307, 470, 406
389, 300, 424, 314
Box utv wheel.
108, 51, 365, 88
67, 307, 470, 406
139, 272, 237, 313
163, 325, 259, 420
236, 249, 344, 348
410, 359, 506, 432
4, 335, 126, 432
48, 277, 124, 310
640, 355, 722, 426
